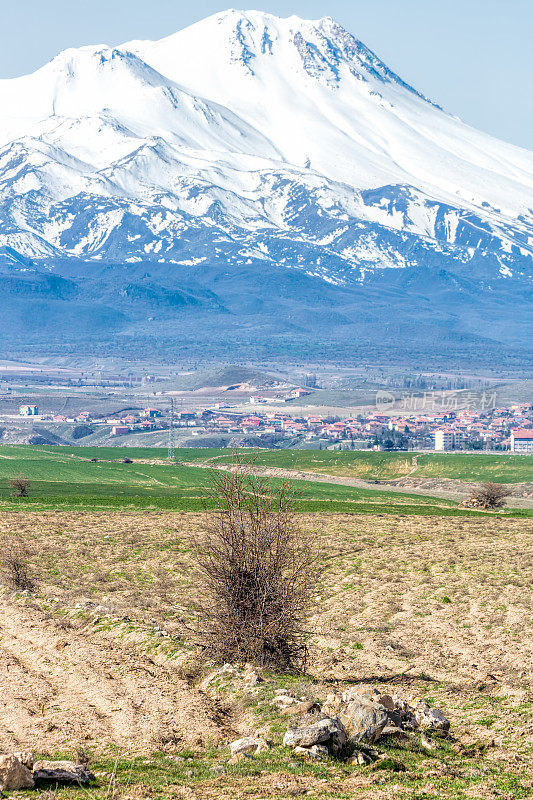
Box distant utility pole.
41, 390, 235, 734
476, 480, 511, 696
168, 398, 175, 461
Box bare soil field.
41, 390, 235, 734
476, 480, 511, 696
0, 511, 531, 798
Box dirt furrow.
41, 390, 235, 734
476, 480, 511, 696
0, 594, 228, 754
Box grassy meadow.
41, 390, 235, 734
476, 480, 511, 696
208, 448, 533, 483
0, 445, 530, 515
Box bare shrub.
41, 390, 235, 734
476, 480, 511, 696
191, 457, 318, 672
1, 536, 36, 591
9, 476, 30, 498
469, 482, 512, 510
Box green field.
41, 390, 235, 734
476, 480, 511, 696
23, 445, 532, 483
0, 445, 530, 516
206, 448, 533, 483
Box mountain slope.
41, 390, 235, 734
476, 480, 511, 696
0, 9, 531, 362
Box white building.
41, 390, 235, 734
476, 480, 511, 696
434, 429, 464, 451
510, 429, 533, 453
19, 405, 38, 416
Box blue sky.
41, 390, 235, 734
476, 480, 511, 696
1, 0, 530, 149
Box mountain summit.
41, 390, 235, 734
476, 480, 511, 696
0, 10, 532, 361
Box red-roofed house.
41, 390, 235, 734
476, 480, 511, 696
111, 425, 129, 436
510, 429, 533, 453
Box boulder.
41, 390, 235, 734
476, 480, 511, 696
342, 686, 382, 704
391, 696, 418, 729
414, 707, 450, 732
243, 664, 261, 686
283, 716, 346, 754
33, 760, 95, 785
339, 698, 389, 743
229, 737, 268, 757
293, 744, 329, 760
0, 755, 35, 791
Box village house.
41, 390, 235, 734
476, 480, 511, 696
143, 408, 162, 418
111, 425, 130, 436
19, 405, 38, 416
510, 429, 533, 453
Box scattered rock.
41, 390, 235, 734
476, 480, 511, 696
272, 693, 298, 708
0, 755, 35, 791
346, 750, 372, 765
421, 733, 438, 750
33, 760, 95, 785
391, 696, 418, 729
229, 737, 268, 757
14, 752, 34, 770
282, 700, 319, 716
293, 744, 329, 760
380, 723, 408, 737
283, 717, 346, 754
277, 684, 451, 765
339, 698, 389, 744
243, 664, 262, 686
415, 707, 450, 732
322, 691, 388, 743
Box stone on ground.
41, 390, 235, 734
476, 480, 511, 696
283, 716, 346, 754
33, 760, 95, 785
282, 699, 319, 716
415, 706, 450, 732
229, 736, 268, 757
293, 744, 329, 760
338, 698, 389, 744
0, 755, 35, 791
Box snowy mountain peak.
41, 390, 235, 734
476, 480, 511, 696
132, 9, 431, 101
0, 9, 531, 297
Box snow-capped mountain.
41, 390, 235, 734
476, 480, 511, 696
0, 10, 532, 361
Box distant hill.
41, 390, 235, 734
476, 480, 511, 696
182, 365, 283, 391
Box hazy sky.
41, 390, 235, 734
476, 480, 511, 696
1, 0, 530, 149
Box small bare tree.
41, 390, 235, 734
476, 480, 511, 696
9, 476, 30, 498
1, 536, 36, 591
469, 482, 512, 510
191, 457, 318, 671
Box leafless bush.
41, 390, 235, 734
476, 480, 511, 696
9, 476, 30, 497
1, 536, 36, 591
191, 457, 318, 672
468, 482, 512, 510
